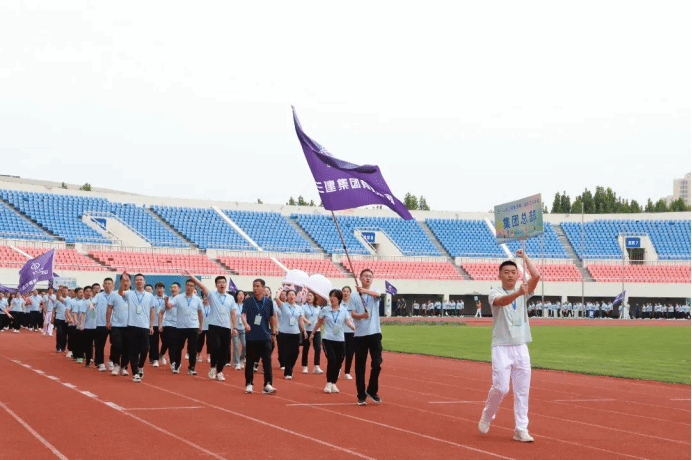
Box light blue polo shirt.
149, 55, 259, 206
348, 289, 381, 337
109, 293, 128, 327
10, 298, 23, 313
207, 290, 234, 329
172, 294, 203, 329
161, 301, 177, 328
29, 295, 42, 312
278, 302, 303, 334
54, 298, 67, 321
92, 292, 111, 327
303, 304, 321, 332
233, 303, 244, 329
0, 298, 7, 314
84, 300, 97, 330
319, 306, 350, 341
123, 290, 156, 329
202, 305, 211, 331
153, 295, 166, 328
44, 294, 56, 313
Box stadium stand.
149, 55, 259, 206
216, 256, 285, 277
0, 200, 53, 241
340, 258, 463, 280
277, 257, 347, 278
108, 203, 188, 248
90, 250, 223, 274
20, 247, 106, 272
506, 223, 568, 258
224, 210, 316, 253
151, 206, 254, 251
426, 219, 505, 257
561, 219, 691, 260
587, 264, 691, 283
462, 261, 582, 282
0, 246, 29, 269
293, 214, 370, 255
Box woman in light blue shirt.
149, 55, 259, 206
310, 289, 355, 394
231, 290, 246, 370
197, 295, 211, 363
275, 289, 307, 379
301, 291, 323, 374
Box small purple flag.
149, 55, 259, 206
17, 249, 55, 294
0, 283, 16, 294
613, 290, 626, 306
385, 280, 397, 296
226, 276, 238, 294
292, 107, 412, 220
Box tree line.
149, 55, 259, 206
551, 187, 690, 214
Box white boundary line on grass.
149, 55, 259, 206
0, 401, 69, 460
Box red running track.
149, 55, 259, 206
0, 330, 689, 459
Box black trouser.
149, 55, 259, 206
354, 333, 383, 400
109, 327, 130, 368
174, 328, 198, 371
146, 327, 160, 362
276, 332, 284, 367
94, 326, 109, 365
208, 325, 231, 373
322, 339, 345, 384
160, 326, 175, 361
127, 326, 149, 374
12, 312, 23, 330
279, 333, 300, 377
197, 330, 207, 354
66, 324, 76, 351
55, 319, 67, 351
73, 329, 84, 359
343, 332, 355, 374
301, 330, 321, 367
0, 314, 8, 330
245, 339, 273, 386
83, 329, 96, 366
33, 311, 43, 329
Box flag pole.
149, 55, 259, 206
331, 211, 369, 313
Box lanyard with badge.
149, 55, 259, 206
218, 293, 226, 314
330, 309, 342, 335
185, 296, 193, 316
288, 305, 297, 327
502, 289, 522, 326
135, 292, 144, 315
253, 298, 263, 325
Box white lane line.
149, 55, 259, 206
552, 399, 616, 402
80, 391, 97, 398
0, 401, 69, 460
33, 369, 45, 374
125, 406, 205, 411
62, 383, 76, 389
428, 400, 485, 404
670, 398, 690, 401
286, 402, 358, 407
145, 383, 377, 460
46, 375, 60, 381
104, 402, 124, 411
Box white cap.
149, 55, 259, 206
283, 269, 309, 288
305, 274, 332, 302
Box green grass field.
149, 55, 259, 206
381, 324, 691, 384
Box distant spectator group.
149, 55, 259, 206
527, 300, 690, 320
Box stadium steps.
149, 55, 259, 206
286, 217, 325, 253
456, 264, 472, 280
419, 220, 452, 258
144, 207, 197, 249
0, 197, 57, 240
554, 224, 594, 282
84, 252, 111, 270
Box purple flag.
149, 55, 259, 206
385, 280, 397, 296
0, 283, 16, 294
226, 276, 238, 294
613, 290, 626, 306
17, 249, 55, 294
292, 107, 412, 220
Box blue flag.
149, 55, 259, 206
385, 280, 397, 296
17, 249, 55, 294
613, 290, 626, 306
293, 107, 412, 220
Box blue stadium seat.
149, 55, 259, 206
224, 210, 316, 253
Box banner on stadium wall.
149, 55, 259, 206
494, 194, 544, 244
53, 277, 77, 289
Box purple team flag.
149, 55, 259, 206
613, 290, 626, 306
292, 107, 412, 220
17, 249, 55, 294
0, 283, 16, 294
226, 276, 238, 294
385, 280, 398, 296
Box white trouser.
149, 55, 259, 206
482, 344, 531, 431
475, 309, 482, 318
43, 312, 54, 335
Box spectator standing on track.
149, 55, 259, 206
165, 278, 203, 376
301, 291, 323, 375
28, 289, 43, 331
434, 299, 442, 317
348, 268, 383, 406
118, 272, 156, 383
311, 288, 356, 394
478, 249, 540, 443
241, 278, 278, 395
341, 286, 355, 380
475, 299, 482, 318
231, 290, 246, 370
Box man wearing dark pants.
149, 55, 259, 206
165, 279, 203, 375
118, 272, 156, 383
348, 269, 383, 406
184, 272, 236, 381
241, 279, 278, 395
107, 281, 130, 376
53, 286, 68, 352
147, 283, 165, 367
158, 282, 180, 368
92, 280, 112, 372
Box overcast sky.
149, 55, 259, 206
1, 1, 689, 213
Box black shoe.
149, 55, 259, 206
366, 392, 381, 403
357, 399, 367, 406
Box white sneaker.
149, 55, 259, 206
107, 361, 114, 371
513, 430, 534, 442
280, 366, 285, 370
196, 355, 202, 363
111, 365, 120, 376
313, 366, 323, 374
302, 366, 308, 374
234, 365, 241, 370
478, 415, 491, 434
185, 353, 189, 360
344, 374, 353, 380
206, 356, 210, 363
324, 383, 332, 393
152, 360, 159, 368
216, 372, 225, 381
263, 384, 276, 395
172, 365, 180, 374
66, 351, 73, 358
98, 364, 106, 372
285, 375, 292, 380
208, 368, 217, 379
245, 384, 253, 393
133, 374, 142, 383
120, 368, 129, 376
160, 357, 167, 365
331, 384, 339, 393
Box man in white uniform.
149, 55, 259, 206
478, 249, 540, 443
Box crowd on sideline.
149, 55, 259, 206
526, 300, 691, 319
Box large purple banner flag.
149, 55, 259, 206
292, 107, 412, 220
17, 249, 55, 294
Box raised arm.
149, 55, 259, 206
118, 272, 130, 298
519, 249, 540, 293
182, 270, 208, 297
